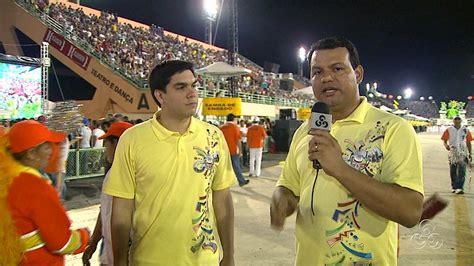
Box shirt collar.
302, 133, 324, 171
151, 111, 197, 140
337, 96, 371, 124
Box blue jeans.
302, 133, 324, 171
231, 155, 246, 185
449, 162, 466, 190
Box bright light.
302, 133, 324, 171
420, 96, 425, 101
404, 88, 413, 99
397, 95, 402, 100
366, 83, 370, 91
203, 0, 218, 20
468, 96, 473, 100
428, 96, 433, 100
298, 47, 306, 63
373, 82, 378, 89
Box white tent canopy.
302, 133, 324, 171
195, 61, 251, 78
292, 86, 314, 97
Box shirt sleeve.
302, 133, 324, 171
104, 131, 136, 199
380, 120, 424, 195
212, 129, 237, 191
441, 130, 449, 141
8, 174, 88, 254
276, 124, 307, 196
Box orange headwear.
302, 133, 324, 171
8, 120, 65, 153
98, 121, 133, 139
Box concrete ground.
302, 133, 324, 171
64, 133, 473, 265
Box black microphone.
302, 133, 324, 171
309, 102, 332, 169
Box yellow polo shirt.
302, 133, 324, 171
105, 112, 236, 265
277, 97, 424, 265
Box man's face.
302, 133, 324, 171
453, 118, 462, 127
104, 139, 117, 163
310, 47, 363, 111
154, 70, 198, 119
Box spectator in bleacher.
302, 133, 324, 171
441, 116, 472, 194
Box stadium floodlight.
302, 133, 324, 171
404, 87, 413, 99
428, 96, 433, 100
420, 96, 425, 101
297, 47, 306, 76
397, 95, 402, 100
203, 0, 218, 45
203, 0, 218, 20
298, 47, 306, 63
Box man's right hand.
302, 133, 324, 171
270, 187, 298, 231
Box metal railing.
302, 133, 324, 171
65, 148, 106, 180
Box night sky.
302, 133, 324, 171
80, 0, 474, 101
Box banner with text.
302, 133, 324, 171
298, 108, 311, 120
43, 29, 90, 70
202, 98, 242, 116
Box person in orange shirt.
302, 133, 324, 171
0, 120, 90, 265
247, 120, 268, 177
221, 113, 249, 186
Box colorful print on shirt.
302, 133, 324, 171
325, 121, 388, 265
191, 129, 221, 254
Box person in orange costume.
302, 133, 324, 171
0, 120, 90, 265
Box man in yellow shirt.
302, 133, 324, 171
105, 60, 236, 265
270, 37, 424, 265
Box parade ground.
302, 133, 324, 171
64, 133, 473, 265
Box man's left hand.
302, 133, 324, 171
308, 130, 347, 177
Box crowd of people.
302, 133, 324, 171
398, 99, 439, 118
21, 0, 311, 104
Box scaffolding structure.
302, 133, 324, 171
227, 0, 238, 96
40, 42, 50, 113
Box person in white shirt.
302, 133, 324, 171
441, 116, 472, 194
91, 120, 105, 148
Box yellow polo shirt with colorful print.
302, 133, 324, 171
104, 112, 236, 265
277, 97, 424, 265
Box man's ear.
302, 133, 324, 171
154, 89, 165, 106
354, 65, 364, 85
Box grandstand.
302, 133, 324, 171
466, 100, 474, 118
0, 0, 313, 118
398, 100, 439, 119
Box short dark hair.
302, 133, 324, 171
148, 60, 195, 107
226, 113, 235, 121
307, 37, 360, 70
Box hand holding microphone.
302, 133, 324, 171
308, 102, 332, 169
308, 102, 345, 177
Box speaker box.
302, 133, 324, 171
272, 120, 303, 152
279, 108, 297, 120
264, 61, 280, 73
279, 79, 294, 92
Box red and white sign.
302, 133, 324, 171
43, 29, 90, 70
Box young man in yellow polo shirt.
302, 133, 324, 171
105, 60, 236, 265
270, 37, 424, 265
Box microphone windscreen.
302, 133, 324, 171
311, 101, 330, 114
